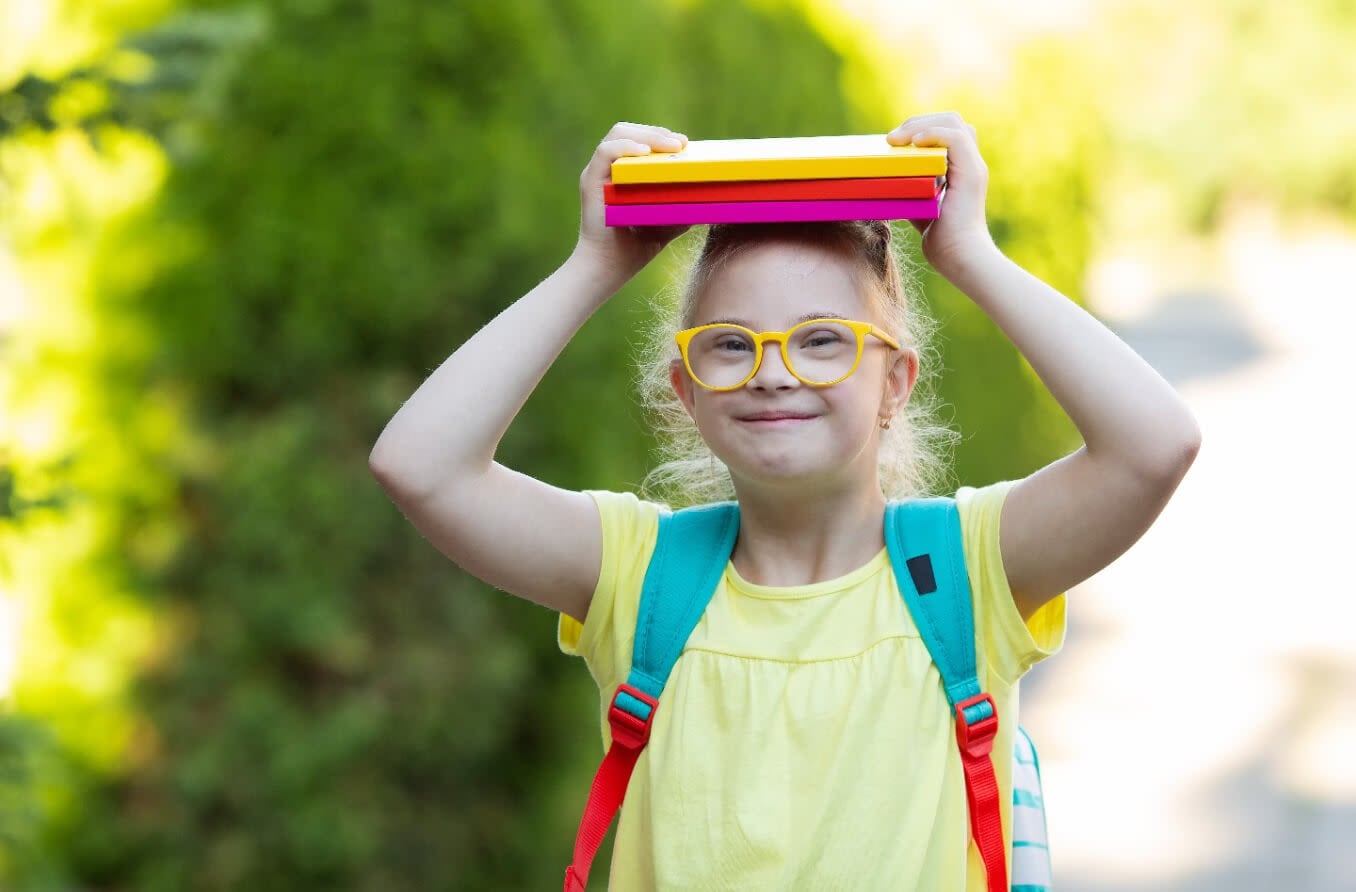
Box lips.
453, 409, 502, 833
737, 411, 818, 422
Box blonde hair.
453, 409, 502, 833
637, 221, 957, 507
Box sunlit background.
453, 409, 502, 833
2, 1, 1353, 889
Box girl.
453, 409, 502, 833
369, 113, 1201, 889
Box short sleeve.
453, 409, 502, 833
557, 490, 663, 695
956, 481, 1067, 687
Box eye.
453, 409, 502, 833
712, 333, 753, 352
795, 325, 850, 350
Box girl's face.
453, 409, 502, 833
670, 240, 917, 497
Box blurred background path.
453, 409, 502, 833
1023, 209, 1356, 891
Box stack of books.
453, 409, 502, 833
605, 134, 947, 227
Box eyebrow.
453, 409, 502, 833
701, 312, 851, 328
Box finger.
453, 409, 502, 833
905, 126, 986, 180
582, 125, 689, 188
604, 122, 688, 151
890, 110, 967, 130
887, 111, 970, 146
581, 138, 657, 186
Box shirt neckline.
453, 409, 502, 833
724, 547, 891, 600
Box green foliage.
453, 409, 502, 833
0, 717, 50, 868
5, 1, 872, 889
1091, 0, 1356, 228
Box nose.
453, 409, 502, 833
748, 342, 799, 391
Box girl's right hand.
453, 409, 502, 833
572, 122, 690, 284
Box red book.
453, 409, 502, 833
605, 176, 943, 205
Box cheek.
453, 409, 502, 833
836, 388, 891, 450
843, 397, 884, 441
839, 376, 888, 420
687, 391, 725, 435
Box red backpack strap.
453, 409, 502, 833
564, 502, 739, 891
956, 693, 1007, 892
564, 684, 658, 892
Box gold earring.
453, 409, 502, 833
879, 416, 892, 430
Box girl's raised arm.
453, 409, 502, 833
888, 113, 1201, 620
368, 123, 688, 623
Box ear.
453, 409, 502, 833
669, 358, 698, 419
881, 347, 919, 419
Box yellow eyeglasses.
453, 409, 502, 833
674, 318, 900, 392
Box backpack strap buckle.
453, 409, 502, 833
954, 692, 999, 759
565, 684, 660, 892
608, 683, 658, 750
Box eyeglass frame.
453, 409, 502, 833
674, 317, 902, 392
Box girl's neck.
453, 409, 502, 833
728, 480, 888, 587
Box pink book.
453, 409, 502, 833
604, 176, 943, 205
605, 196, 941, 227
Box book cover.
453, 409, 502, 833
604, 196, 943, 227
604, 176, 943, 205
610, 135, 948, 184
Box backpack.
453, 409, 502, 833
563, 498, 1052, 892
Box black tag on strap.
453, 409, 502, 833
906, 554, 937, 595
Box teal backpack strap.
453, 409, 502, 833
565, 501, 739, 892
883, 498, 984, 710
616, 501, 740, 718
885, 498, 1008, 892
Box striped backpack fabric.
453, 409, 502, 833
1012, 726, 1053, 890
564, 499, 1052, 892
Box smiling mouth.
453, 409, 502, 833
738, 413, 818, 424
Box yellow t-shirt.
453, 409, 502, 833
558, 482, 1066, 891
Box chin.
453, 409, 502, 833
742, 440, 883, 490
729, 452, 845, 489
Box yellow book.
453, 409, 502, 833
611, 134, 947, 184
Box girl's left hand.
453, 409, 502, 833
887, 112, 996, 273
